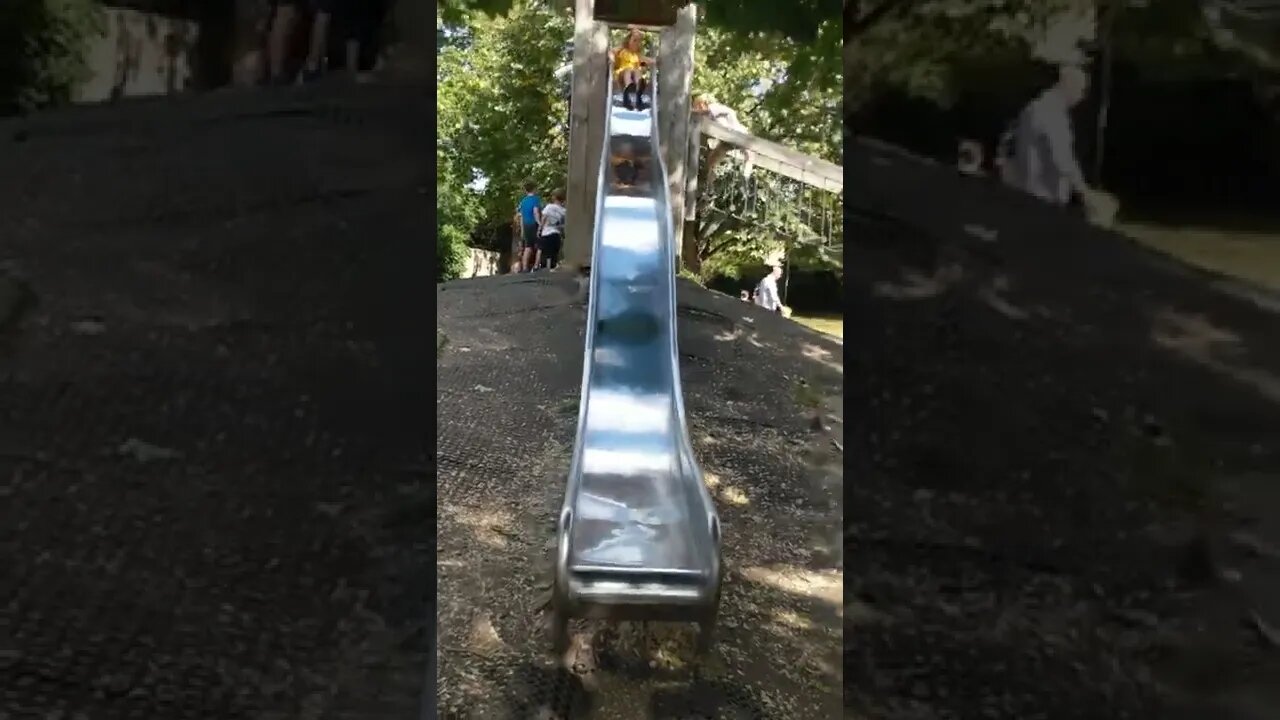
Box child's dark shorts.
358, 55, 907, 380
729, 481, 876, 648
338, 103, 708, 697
521, 223, 539, 249
538, 232, 562, 260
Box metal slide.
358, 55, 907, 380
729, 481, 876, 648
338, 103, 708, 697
550, 60, 723, 654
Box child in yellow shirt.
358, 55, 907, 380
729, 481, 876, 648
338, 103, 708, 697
611, 28, 655, 111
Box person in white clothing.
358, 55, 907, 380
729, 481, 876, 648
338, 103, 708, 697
536, 189, 567, 270
1003, 64, 1104, 209
692, 93, 755, 178
754, 264, 783, 313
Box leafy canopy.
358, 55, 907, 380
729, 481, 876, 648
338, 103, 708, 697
438, 0, 840, 43
0, 0, 103, 115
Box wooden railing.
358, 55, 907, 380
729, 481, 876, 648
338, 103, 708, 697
692, 116, 843, 194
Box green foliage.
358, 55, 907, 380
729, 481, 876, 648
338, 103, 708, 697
692, 21, 840, 162
846, 0, 1280, 115
845, 0, 1087, 111
676, 264, 704, 285
437, 147, 483, 282
0, 0, 103, 115
1111, 0, 1270, 80
437, 224, 472, 282
439, 0, 838, 43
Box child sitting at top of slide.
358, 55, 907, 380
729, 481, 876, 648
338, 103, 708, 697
611, 28, 655, 111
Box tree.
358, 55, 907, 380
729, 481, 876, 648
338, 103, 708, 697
0, 0, 103, 115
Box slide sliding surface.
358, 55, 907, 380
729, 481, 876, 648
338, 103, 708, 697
551, 62, 722, 653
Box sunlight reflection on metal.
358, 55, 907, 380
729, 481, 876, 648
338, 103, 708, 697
581, 389, 671, 434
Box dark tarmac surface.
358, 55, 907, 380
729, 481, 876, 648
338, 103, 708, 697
847, 138, 1280, 719
0, 84, 432, 718
436, 274, 844, 719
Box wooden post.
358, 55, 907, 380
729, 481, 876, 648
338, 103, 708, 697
564, 0, 610, 270
683, 120, 702, 272
657, 3, 697, 273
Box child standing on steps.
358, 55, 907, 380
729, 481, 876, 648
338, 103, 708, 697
611, 29, 655, 111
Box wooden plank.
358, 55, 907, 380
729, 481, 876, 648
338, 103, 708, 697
696, 116, 843, 193
565, 0, 610, 269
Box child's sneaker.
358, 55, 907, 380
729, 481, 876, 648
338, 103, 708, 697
621, 82, 637, 110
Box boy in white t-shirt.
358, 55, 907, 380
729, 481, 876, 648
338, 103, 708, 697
537, 189, 567, 270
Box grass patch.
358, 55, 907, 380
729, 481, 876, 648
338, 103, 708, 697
792, 314, 843, 338
1119, 221, 1280, 292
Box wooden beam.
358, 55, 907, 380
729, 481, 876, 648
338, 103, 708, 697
696, 116, 844, 193
564, 0, 610, 269
657, 3, 697, 270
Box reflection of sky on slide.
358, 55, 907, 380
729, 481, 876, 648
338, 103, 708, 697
610, 106, 651, 138
582, 447, 674, 475
584, 389, 671, 434
600, 196, 660, 253
580, 390, 676, 476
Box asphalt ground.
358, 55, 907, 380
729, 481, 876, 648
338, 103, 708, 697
0, 82, 433, 719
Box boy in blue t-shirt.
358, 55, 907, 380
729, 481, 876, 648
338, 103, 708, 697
515, 182, 542, 272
